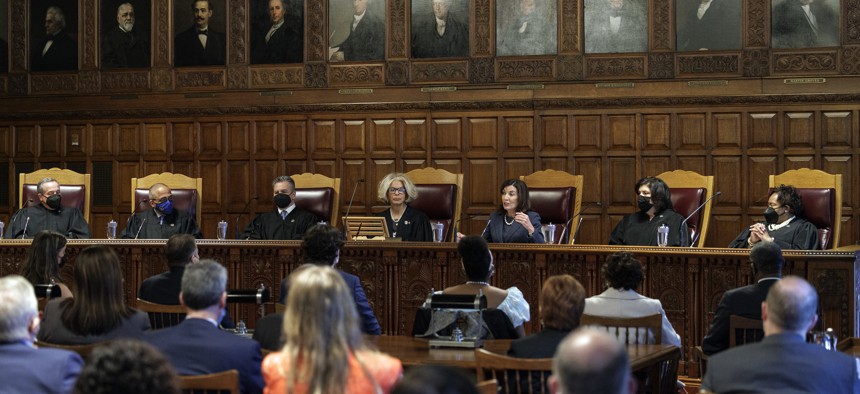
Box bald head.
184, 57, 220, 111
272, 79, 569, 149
763, 276, 818, 336
550, 328, 634, 394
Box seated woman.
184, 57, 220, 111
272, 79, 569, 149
459, 179, 544, 243
20, 230, 73, 298
609, 176, 688, 246
439, 236, 530, 337
728, 184, 820, 250
374, 172, 433, 242
583, 251, 681, 347
508, 274, 585, 358
37, 245, 150, 345
262, 266, 402, 393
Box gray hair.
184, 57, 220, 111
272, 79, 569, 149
0, 275, 38, 341
181, 260, 227, 310
46, 6, 67, 29
117, 2, 134, 15
376, 172, 419, 204
37, 177, 59, 194
272, 175, 296, 190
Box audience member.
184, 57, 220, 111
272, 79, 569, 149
391, 365, 478, 394
583, 251, 681, 347
6, 177, 91, 239
73, 339, 180, 394
38, 245, 150, 345
121, 183, 202, 239
240, 175, 319, 240
145, 260, 264, 394
509, 274, 585, 358
549, 327, 637, 394
702, 240, 783, 355
375, 172, 433, 242
728, 184, 820, 249
702, 276, 860, 393
262, 265, 402, 393
0, 275, 82, 394
138, 234, 199, 303
21, 230, 73, 298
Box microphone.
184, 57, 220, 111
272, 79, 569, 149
680, 191, 722, 247
10, 198, 34, 227
570, 202, 603, 245
126, 199, 147, 232
479, 218, 492, 239
134, 218, 147, 239
451, 214, 476, 240
343, 179, 365, 232
20, 217, 30, 239
235, 196, 259, 239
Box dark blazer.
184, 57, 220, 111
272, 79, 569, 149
375, 205, 434, 242
609, 209, 688, 247
145, 318, 264, 394
120, 208, 203, 239
678, 0, 742, 51
701, 278, 778, 355
37, 298, 151, 345
482, 210, 544, 243
240, 207, 319, 240
277, 270, 381, 335
251, 17, 302, 64
31, 30, 78, 71
508, 328, 570, 358
411, 13, 469, 58
101, 25, 150, 68
772, 0, 839, 48
728, 218, 820, 250
0, 342, 83, 394
6, 204, 91, 239
702, 333, 860, 393
335, 11, 385, 61
137, 266, 236, 328
174, 26, 226, 67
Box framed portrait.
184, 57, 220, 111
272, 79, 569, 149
583, 0, 647, 54
173, 0, 227, 67
410, 0, 470, 58
328, 0, 386, 62
250, 0, 304, 64
495, 0, 557, 56
1, 0, 7, 73
30, 0, 79, 71
771, 0, 839, 48
100, 0, 151, 68
675, 0, 741, 51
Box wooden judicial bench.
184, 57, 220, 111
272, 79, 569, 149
0, 239, 857, 376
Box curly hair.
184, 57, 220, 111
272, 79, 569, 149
540, 275, 586, 331
73, 340, 180, 394
302, 224, 345, 265
772, 184, 805, 218
635, 177, 673, 213
602, 252, 644, 291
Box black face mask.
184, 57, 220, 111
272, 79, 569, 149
763, 207, 780, 224
274, 193, 292, 209
637, 195, 653, 212
46, 194, 62, 210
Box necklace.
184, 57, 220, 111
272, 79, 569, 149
503, 215, 514, 226
466, 281, 490, 286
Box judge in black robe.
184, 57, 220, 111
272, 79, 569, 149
728, 218, 819, 250
375, 205, 433, 242
609, 176, 689, 247
728, 185, 821, 250
240, 207, 318, 240
120, 209, 202, 239
6, 204, 90, 239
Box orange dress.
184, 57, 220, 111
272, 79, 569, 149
262, 350, 402, 394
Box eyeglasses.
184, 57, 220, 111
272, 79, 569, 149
388, 187, 406, 195
151, 195, 173, 204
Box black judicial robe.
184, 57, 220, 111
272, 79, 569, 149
609, 209, 688, 247
375, 205, 433, 242
728, 217, 820, 250
120, 209, 202, 239
6, 204, 91, 239
240, 207, 318, 240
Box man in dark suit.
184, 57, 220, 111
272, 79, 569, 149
330, 0, 385, 61
549, 328, 637, 394
138, 234, 199, 303
101, 2, 150, 68
31, 6, 78, 71
772, 0, 839, 48
411, 0, 469, 58
251, 0, 302, 64
702, 276, 860, 393
0, 275, 82, 394
174, 0, 226, 67
677, 0, 742, 51
240, 175, 319, 240
121, 183, 203, 239
584, 0, 647, 53
145, 260, 264, 394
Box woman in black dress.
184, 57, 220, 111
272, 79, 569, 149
374, 172, 433, 242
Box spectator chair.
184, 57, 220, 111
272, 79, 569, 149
769, 168, 842, 249
178, 369, 240, 394
696, 315, 763, 377
475, 349, 553, 394
36, 340, 101, 360
20, 168, 91, 224
135, 299, 187, 330
405, 167, 464, 242
520, 169, 584, 244
290, 172, 341, 226
581, 314, 663, 345
656, 169, 715, 247
132, 172, 203, 226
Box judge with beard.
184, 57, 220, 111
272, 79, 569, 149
240, 175, 319, 240
121, 183, 203, 239
6, 177, 91, 239
101, 2, 151, 68
728, 184, 820, 250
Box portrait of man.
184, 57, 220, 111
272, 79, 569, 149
676, 0, 742, 51
101, 1, 151, 68
411, 0, 469, 58
30, 3, 78, 71
174, 0, 226, 67
251, 0, 303, 64
329, 0, 385, 62
583, 0, 647, 53
772, 0, 839, 48
496, 0, 557, 56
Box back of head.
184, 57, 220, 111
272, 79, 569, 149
540, 274, 586, 331
0, 275, 38, 342
635, 177, 673, 212
392, 365, 479, 394
552, 328, 631, 394
22, 230, 67, 284
165, 234, 197, 268
63, 245, 132, 336
301, 224, 344, 265
180, 259, 226, 310
603, 252, 643, 291
457, 236, 492, 281
765, 275, 818, 333
73, 339, 180, 394
750, 241, 783, 277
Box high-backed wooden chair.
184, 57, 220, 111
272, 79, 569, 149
769, 168, 842, 249
132, 172, 203, 225
657, 170, 715, 247
290, 173, 341, 226
475, 349, 553, 394
477, 379, 500, 394
36, 340, 101, 360
178, 369, 240, 394
520, 169, 584, 244
728, 315, 764, 348
405, 167, 464, 242
580, 314, 663, 345
135, 299, 187, 330
20, 168, 92, 223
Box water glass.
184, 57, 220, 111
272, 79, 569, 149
433, 222, 445, 242
217, 220, 228, 240
0, 220, 5, 239
542, 223, 556, 244
106, 220, 117, 239
656, 224, 669, 247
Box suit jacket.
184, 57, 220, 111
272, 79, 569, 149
772, 0, 840, 48
702, 333, 860, 393
101, 25, 150, 68
137, 266, 236, 328
482, 210, 544, 243
728, 218, 820, 250
37, 298, 151, 345
5, 204, 91, 239
609, 209, 688, 247
583, 288, 682, 347
120, 208, 203, 239
508, 328, 570, 358
277, 270, 381, 335
251, 17, 302, 64
145, 318, 264, 394
678, 0, 742, 51
174, 26, 226, 67
240, 207, 318, 240
411, 13, 469, 58
335, 11, 385, 61
31, 30, 78, 71
0, 342, 83, 394
701, 278, 777, 355
375, 205, 433, 242
584, 3, 647, 53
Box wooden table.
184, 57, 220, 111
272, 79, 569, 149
837, 337, 860, 357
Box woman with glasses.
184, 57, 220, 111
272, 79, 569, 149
374, 172, 433, 242
728, 184, 820, 250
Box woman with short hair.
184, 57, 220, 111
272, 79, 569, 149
508, 274, 586, 358
375, 172, 433, 241
728, 184, 819, 250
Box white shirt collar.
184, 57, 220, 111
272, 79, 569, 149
767, 215, 795, 232
279, 203, 296, 216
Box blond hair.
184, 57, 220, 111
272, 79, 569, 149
377, 172, 419, 204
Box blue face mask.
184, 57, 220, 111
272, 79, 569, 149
156, 199, 174, 215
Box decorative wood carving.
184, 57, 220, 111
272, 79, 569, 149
469, 58, 494, 83
648, 52, 675, 79
742, 49, 769, 77
677, 54, 739, 76
496, 59, 554, 80
8, 74, 27, 95
330, 65, 385, 86
175, 70, 225, 88
847, 0, 860, 44
772, 52, 838, 74
473, 0, 491, 56
557, 55, 584, 80
746, 0, 767, 48
585, 57, 646, 79
101, 71, 151, 91
81, 0, 97, 69
411, 61, 469, 83
388, 0, 407, 59
31, 74, 78, 93
250, 67, 304, 87
651, 0, 671, 51
841, 46, 860, 74
304, 62, 328, 88
386, 61, 409, 85
78, 70, 100, 93
227, 65, 248, 89
10, 0, 26, 71
559, 0, 579, 53
155, 0, 170, 66
306, 0, 325, 62
229, 0, 247, 64
153, 68, 173, 91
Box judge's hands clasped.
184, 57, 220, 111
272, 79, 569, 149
749, 223, 773, 244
